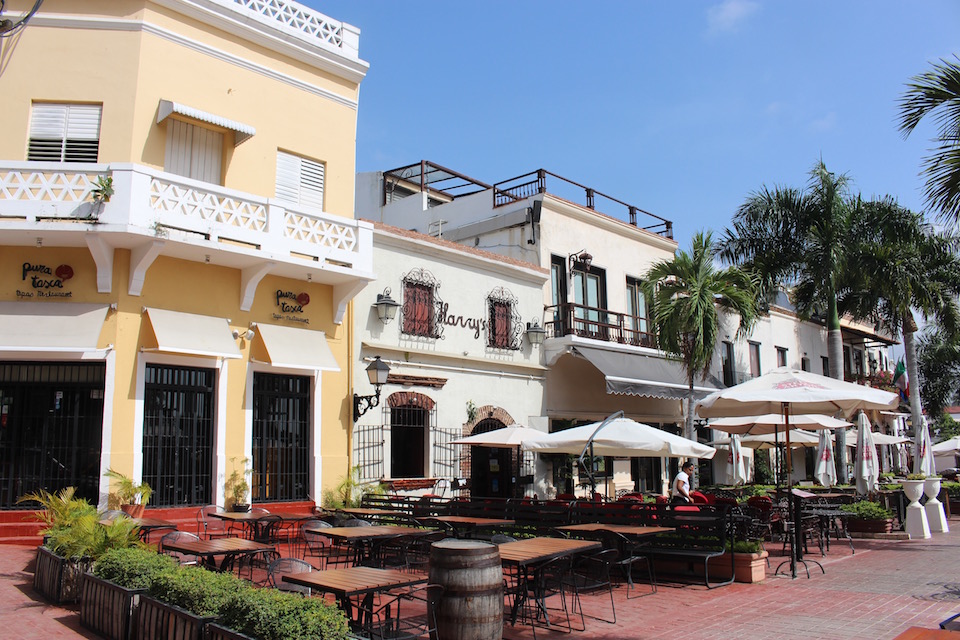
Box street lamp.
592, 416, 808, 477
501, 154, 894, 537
373, 287, 400, 324
354, 356, 390, 422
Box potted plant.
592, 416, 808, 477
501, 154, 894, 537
104, 469, 152, 518
706, 539, 769, 583
840, 501, 896, 534
923, 474, 949, 533
226, 457, 252, 512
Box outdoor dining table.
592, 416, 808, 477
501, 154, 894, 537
158, 536, 276, 573
498, 536, 602, 629
338, 507, 412, 522
803, 507, 854, 553
302, 524, 438, 566
282, 566, 426, 633
98, 516, 177, 541
556, 523, 675, 536
423, 515, 515, 538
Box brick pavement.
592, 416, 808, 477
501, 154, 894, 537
2, 524, 959, 640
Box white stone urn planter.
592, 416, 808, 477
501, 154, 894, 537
924, 476, 949, 533
902, 479, 931, 539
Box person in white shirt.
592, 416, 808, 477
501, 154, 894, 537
671, 460, 695, 504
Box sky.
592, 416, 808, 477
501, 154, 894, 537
307, 0, 960, 251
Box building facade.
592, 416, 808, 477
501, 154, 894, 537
0, 0, 371, 511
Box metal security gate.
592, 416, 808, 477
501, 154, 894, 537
353, 422, 384, 484
142, 364, 215, 507
0, 362, 105, 509
252, 373, 310, 502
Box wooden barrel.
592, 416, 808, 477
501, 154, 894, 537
429, 539, 503, 640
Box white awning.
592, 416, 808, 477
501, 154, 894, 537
157, 100, 255, 145
0, 302, 109, 353
142, 308, 241, 359
569, 345, 721, 400
252, 323, 339, 372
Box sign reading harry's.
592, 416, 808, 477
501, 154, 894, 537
273, 289, 310, 324
16, 262, 74, 299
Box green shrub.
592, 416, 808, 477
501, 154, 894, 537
148, 565, 248, 617
878, 472, 895, 481
728, 539, 763, 554
219, 587, 349, 640
740, 485, 774, 498
943, 481, 960, 498
93, 547, 177, 590
882, 483, 902, 491
840, 501, 894, 520
906, 473, 927, 480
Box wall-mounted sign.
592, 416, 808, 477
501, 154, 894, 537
16, 262, 74, 299
273, 289, 310, 324
440, 302, 487, 339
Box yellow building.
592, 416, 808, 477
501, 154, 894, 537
0, 0, 371, 513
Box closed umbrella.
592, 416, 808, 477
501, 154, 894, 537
897, 443, 910, 475
915, 416, 936, 476
815, 429, 837, 488
729, 434, 747, 485
854, 411, 880, 495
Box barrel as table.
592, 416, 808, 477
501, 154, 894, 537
429, 539, 503, 640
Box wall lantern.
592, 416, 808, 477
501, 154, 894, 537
373, 287, 400, 324
526, 319, 546, 346
354, 356, 390, 422
569, 249, 593, 275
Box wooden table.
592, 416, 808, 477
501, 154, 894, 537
159, 536, 275, 572
283, 566, 426, 631
303, 524, 437, 566
892, 627, 960, 639
338, 507, 412, 522
211, 511, 311, 545
557, 523, 674, 536
425, 515, 515, 538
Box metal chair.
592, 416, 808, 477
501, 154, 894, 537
100, 509, 126, 520
267, 557, 314, 595
159, 531, 200, 566
357, 583, 444, 640
562, 548, 618, 629
197, 505, 231, 539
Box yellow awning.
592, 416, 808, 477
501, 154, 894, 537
252, 323, 339, 372
142, 308, 241, 359
0, 302, 109, 353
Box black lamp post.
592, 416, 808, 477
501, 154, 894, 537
354, 356, 390, 422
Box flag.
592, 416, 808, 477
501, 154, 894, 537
893, 359, 908, 401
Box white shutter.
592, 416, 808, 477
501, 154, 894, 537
275, 151, 324, 210
164, 119, 222, 184
28, 103, 101, 162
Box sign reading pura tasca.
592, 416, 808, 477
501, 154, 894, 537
273, 289, 310, 324
16, 262, 74, 299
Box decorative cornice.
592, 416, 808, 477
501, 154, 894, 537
31, 14, 360, 109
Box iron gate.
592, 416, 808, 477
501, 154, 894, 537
252, 373, 310, 502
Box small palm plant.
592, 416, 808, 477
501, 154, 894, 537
104, 469, 153, 517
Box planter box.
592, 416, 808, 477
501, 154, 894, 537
33, 545, 93, 605
654, 551, 768, 584
80, 572, 145, 640
134, 595, 215, 640
206, 622, 257, 640
847, 518, 894, 534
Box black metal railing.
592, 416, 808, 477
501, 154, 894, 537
492, 169, 673, 238
544, 302, 656, 347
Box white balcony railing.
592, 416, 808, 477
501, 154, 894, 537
0, 162, 372, 275
220, 0, 360, 58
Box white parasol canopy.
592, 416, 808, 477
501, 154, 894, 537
854, 411, 880, 495
933, 435, 960, 455
729, 434, 748, 485
870, 432, 910, 446
522, 415, 716, 459
915, 416, 936, 476
708, 429, 822, 449
451, 424, 548, 448
708, 412, 852, 436
815, 429, 837, 488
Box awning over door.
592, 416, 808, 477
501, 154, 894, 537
569, 345, 720, 400
142, 308, 241, 359
252, 323, 339, 372
157, 99, 256, 145
0, 302, 109, 353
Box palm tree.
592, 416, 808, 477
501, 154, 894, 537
719, 160, 864, 476
642, 231, 758, 481
840, 201, 960, 435
918, 323, 960, 421
898, 56, 960, 224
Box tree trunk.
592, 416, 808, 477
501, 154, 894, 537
686, 376, 698, 489
827, 291, 847, 481
903, 316, 924, 439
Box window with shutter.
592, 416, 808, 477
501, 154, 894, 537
27, 103, 102, 163
275, 151, 325, 210
486, 286, 521, 350
164, 119, 223, 184
400, 268, 443, 339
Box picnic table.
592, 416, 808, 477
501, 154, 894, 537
282, 566, 426, 632
424, 515, 515, 538
158, 536, 275, 573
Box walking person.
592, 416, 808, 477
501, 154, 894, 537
671, 460, 695, 504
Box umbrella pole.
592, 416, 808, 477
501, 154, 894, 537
774, 426, 780, 490
784, 403, 793, 487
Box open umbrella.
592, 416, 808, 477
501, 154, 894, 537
707, 413, 852, 435
729, 434, 747, 486
854, 411, 880, 495
815, 429, 837, 488
708, 429, 822, 449
451, 424, 548, 499
915, 416, 936, 476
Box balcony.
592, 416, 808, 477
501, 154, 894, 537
545, 302, 656, 348
0, 162, 373, 321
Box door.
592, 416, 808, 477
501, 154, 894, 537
469, 419, 514, 498
572, 265, 607, 338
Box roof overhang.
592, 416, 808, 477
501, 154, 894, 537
141, 307, 241, 359
251, 322, 339, 372
0, 301, 110, 354
158, 100, 256, 145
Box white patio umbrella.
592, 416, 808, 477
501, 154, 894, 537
729, 434, 748, 485
697, 367, 898, 482
897, 443, 910, 474
708, 413, 852, 436
870, 432, 910, 446
933, 435, 960, 455
451, 424, 548, 498
814, 429, 837, 488
854, 411, 880, 495
915, 416, 936, 476
708, 429, 822, 449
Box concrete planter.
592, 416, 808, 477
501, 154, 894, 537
656, 551, 769, 584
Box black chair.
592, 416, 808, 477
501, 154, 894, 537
357, 584, 444, 640
197, 505, 231, 539
562, 548, 617, 629
601, 531, 656, 598
159, 531, 200, 566
515, 556, 572, 639
267, 557, 314, 595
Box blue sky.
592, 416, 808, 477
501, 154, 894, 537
309, 0, 960, 250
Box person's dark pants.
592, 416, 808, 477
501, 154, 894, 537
670, 495, 689, 505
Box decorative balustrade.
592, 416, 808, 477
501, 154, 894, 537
222, 0, 360, 57
544, 302, 656, 348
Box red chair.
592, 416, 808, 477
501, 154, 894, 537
655, 495, 669, 504
690, 491, 710, 504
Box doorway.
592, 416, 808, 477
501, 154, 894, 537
469, 418, 514, 498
